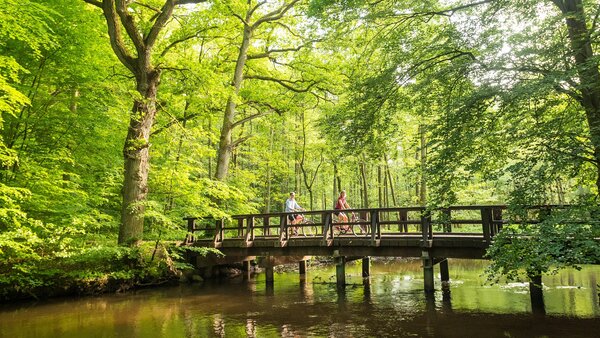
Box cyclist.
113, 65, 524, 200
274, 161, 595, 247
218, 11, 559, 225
285, 192, 305, 234
335, 190, 352, 233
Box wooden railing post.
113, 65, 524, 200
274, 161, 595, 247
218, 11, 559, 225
245, 216, 255, 242
442, 209, 451, 233
322, 211, 332, 241
492, 208, 503, 236
185, 217, 196, 243
370, 210, 379, 241
279, 215, 288, 243
237, 218, 244, 238
481, 207, 492, 243
399, 210, 408, 232
421, 209, 432, 242
214, 218, 224, 245
263, 216, 270, 236
375, 211, 381, 238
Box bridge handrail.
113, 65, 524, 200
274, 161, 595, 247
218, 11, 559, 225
228, 205, 510, 219
185, 204, 597, 246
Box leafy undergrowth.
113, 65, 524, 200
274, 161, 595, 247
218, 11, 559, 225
0, 241, 204, 301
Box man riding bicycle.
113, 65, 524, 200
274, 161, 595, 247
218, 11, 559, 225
285, 192, 305, 235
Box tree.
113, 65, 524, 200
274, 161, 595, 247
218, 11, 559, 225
213, 0, 331, 181
310, 0, 600, 285
83, 0, 206, 245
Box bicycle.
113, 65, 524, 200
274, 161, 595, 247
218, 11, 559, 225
333, 212, 353, 235
290, 217, 319, 237
350, 213, 370, 236
298, 218, 319, 237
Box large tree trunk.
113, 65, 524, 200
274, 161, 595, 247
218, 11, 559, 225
215, 24, 252, 180
553, 0, 600, 192
119, 71, 160, 245
85, 0, 200, 245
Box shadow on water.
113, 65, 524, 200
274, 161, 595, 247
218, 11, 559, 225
1, 260, 599, 337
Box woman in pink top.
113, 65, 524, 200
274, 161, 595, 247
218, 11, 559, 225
335, 190, 351, 223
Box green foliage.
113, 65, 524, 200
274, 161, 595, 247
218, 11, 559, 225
0, 239, 214, 299
169, 245, 222, 270
485, 204, 600, 282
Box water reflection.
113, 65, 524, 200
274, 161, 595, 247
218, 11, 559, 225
441, 283, 452, 313
0, 260, 599, 337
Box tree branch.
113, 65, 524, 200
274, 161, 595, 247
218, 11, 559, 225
252, 0, 300, 29
134, 1, 161, 13
231, 135, 252, 148
429, 0, 496, 16
151, 113, 201, 136
246, 100, 285, 115
541, 141, 597, 165
115, 0, 146, 54
83, 0, 102, 7
553, 84, 584, 104
175, 0, 207, 4
145, 0, 176, 49
245, 74, 317, 92
247, 40, 320, 59
232, 112, 270, 128
248, 1, 266, 18
272, 21, 304, 39
591, 3, 600, 34
159, 26, 217, 57
97, 0, 136, 73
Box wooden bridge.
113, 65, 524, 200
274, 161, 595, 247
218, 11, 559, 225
183, 205, 582, 291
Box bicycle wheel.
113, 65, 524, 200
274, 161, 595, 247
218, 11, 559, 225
352, 219, 369, 237
300, 220, 316, 237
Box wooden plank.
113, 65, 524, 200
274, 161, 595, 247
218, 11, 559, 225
481, 207, 492, 243
421, 211, 432, 241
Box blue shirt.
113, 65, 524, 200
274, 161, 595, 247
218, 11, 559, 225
285, 198, 301, 212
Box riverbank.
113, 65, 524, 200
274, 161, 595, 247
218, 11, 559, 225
0, 242, 185, 302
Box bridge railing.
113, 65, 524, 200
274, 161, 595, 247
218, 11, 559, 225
185, 205, 595, 247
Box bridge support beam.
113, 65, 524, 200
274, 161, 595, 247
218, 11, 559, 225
439, 259, 449, 283
422, 251, 434, 293
265, 257, 274, 285
362, 257, 370, 277
243, 260, 251, 280
299, 260, 307, 276
335, 256, 346, 288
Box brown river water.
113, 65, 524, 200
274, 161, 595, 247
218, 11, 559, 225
0, 259, 599, 337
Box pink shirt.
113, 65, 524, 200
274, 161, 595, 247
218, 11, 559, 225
335, 196, 346, 209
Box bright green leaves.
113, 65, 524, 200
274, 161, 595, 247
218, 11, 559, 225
485, 204, 600, 282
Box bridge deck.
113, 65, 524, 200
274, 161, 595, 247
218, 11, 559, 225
185, 204, 600, 261
187, 205, 513, 260
185, 205, 599, 291
194, 233, 488, 259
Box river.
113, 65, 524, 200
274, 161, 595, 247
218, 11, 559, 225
1, 259, 599, 337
